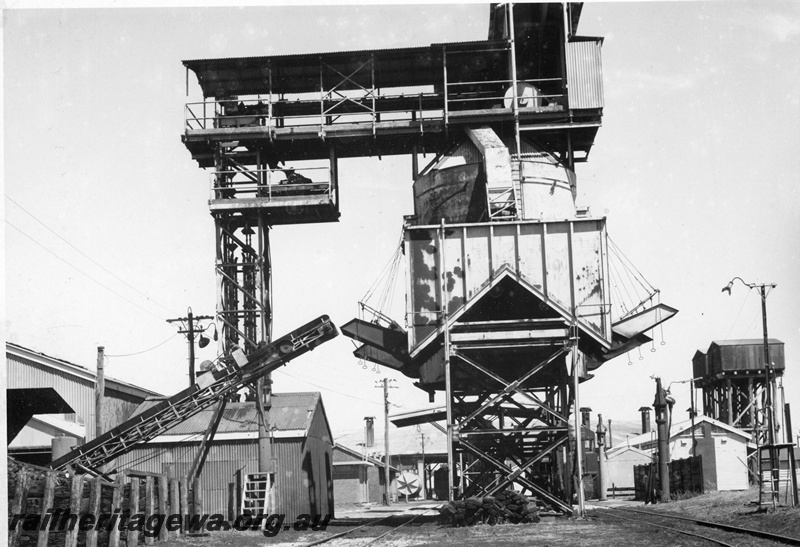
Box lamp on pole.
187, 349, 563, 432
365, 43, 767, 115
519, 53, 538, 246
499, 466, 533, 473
721, 277, 777, 444
722, 277, 781, 509
167, 307, 217, 387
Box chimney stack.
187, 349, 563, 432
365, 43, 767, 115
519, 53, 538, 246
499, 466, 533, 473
580, 407, 592, 427
638, 406, 651, 434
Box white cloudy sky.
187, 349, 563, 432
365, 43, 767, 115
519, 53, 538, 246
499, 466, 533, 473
4, 2, 800, 443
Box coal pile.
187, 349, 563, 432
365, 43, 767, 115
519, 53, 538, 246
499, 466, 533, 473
439, 490, 540, 526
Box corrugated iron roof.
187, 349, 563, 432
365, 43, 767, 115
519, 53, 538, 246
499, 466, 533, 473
6, 341, 162, 398
182, 39, 509, 97
334, 420, 448, 457
131, 392, 321, 436
711, 339, 783, 347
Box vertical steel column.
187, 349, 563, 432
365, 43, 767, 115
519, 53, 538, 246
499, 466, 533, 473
440, 219, 455, 502
371, 54, 377, 137
256, 216, 274, 490
95, 346, 105, 440
442, 46, 449, 127
571, 329, 585, 516
319, 56, 325, 133
568, 217, 584, 515
508, 2, 522, 160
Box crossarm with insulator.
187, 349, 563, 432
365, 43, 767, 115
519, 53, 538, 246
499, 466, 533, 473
50, 315, 338, 473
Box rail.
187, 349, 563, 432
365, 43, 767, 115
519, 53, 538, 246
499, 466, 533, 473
301, 511, 435, 547
602, 507, 800, 546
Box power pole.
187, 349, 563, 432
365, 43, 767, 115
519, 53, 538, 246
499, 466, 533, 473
376, 378, 396, 505
417, 425, 428, 499
167, 307, 214, 387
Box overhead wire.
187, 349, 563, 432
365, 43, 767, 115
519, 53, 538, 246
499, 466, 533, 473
6, 220, 169, 323
274, 369, 382, 406
5, 195, 178, 317
104, 333, 182, 357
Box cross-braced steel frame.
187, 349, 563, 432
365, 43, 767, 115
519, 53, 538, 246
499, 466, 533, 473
699, 372, 781, 446
212, 152, 273, 356
441, 329, 582, 514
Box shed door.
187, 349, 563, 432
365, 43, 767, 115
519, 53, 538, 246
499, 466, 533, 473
715, 438, 747, 490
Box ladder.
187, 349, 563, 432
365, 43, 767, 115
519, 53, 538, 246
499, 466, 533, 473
464, 126, 518, 221
51, 315, 338, 474
241, 473, 272, 516
759, 444, 799, 507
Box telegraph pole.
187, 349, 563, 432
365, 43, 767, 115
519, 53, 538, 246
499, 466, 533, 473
167, 307, 214, 387
376, 378, 396, 505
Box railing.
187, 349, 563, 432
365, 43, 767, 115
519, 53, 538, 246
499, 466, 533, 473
209, 165, 333, 204
445, 77, 566, 112
184, 77, 566, 135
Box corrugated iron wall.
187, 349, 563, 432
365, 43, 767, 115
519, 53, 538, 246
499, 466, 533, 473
274, 438, 305, 516
7, 354, 90, 431
117, 441, 261, 515
116, 398, 335, 517
275, 404, 334, 517
118, 436, 334, 517
711, 342, 786, 374
566, 39, 604, 110
7, 354, 143, 440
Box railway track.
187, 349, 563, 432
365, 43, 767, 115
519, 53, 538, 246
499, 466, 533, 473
301, 509, 436, 547
598, 506, 800, 546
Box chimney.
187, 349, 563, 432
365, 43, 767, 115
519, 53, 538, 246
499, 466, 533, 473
580, 407, 592, 427
638, 406, 652, 434
364, 417, 375, 447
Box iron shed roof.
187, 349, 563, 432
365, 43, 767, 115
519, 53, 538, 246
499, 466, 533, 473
6, 342, 162, 400
183, 39, 509, 98
711, 339, 783, 347
131, 392, 322, 436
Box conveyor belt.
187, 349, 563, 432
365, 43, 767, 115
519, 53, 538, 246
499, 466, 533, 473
51, 315, 338, 473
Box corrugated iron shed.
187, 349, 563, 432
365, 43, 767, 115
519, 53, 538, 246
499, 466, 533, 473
6, 342, 161, 450
117, 392, 334, 517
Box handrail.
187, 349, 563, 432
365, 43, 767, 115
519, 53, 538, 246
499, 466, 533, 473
209, 166, 333, 203
184, 76, 567, 134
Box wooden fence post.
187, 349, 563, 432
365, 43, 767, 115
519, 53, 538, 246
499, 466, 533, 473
228, 483, 236, 522
235, 468, 243, 515
36, 471, 57, 547
170, 478, 181, 539
180, 478, 189, 535
65, 473, 84, 547
145, 476, 155, 545
158, 474, 169, 543
128, 476, 140, 547
193, 477, 203, 532
109, 471, 125, 547
86, 476, 103, 547
9, 468, 31, 547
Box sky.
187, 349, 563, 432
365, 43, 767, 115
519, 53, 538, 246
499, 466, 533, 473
4, 2, 800, 449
